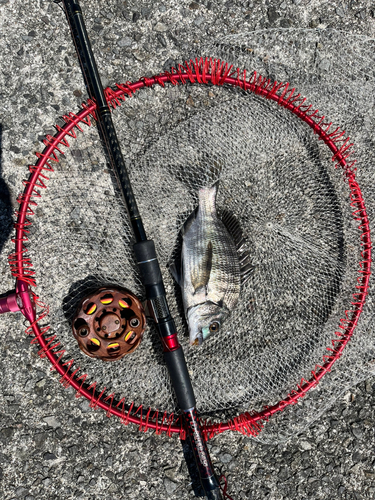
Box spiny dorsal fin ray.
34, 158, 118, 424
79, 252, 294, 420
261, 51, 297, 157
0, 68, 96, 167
219, 209, 245, 250
219, 209, 254, 285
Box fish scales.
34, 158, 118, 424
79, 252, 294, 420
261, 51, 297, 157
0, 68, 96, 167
175, 182, 241, 345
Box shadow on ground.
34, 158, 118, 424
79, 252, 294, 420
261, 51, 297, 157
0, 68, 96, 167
0, 124, 13, 259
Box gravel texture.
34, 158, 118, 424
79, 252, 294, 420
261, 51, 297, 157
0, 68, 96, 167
0, 1, 374, 500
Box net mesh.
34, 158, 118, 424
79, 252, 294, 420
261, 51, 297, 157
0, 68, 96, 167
24, 29, 374, 442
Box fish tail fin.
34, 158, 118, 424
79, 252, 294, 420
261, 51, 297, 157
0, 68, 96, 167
198, 182, 219, 214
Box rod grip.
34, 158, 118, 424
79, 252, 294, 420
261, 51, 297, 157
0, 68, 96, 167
163, 347, 196, 410
133, 240, 162, 287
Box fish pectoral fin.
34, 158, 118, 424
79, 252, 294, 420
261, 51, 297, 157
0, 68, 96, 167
191, 241, 213, 294
169, 261, 183, 286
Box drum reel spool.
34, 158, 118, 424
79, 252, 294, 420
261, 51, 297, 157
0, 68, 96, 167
72, 287, 146, 361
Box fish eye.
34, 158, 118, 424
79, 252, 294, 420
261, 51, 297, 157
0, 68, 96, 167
209, 322, 220, 333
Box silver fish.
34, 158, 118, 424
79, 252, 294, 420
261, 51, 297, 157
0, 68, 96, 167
171, 182, 250, 345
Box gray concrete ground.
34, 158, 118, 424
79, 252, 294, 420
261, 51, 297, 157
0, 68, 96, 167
0, 1, 375, 499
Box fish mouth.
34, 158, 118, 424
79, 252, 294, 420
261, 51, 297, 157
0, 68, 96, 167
191, 333, 203, 346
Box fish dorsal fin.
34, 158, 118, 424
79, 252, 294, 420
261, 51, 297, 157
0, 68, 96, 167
220, 210, 254, 285
220, 210, 244, 249
191, 241, 213, 294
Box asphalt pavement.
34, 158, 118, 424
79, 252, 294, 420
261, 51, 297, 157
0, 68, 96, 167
0, 1, 374, 499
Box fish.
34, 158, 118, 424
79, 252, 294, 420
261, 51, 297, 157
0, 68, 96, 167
170, 182, 253, 346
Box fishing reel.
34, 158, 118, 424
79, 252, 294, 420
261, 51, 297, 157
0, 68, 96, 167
72, 287, 146, 362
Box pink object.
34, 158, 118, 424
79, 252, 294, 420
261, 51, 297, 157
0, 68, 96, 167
0, 279, 35, 323
0, 292, 19, 314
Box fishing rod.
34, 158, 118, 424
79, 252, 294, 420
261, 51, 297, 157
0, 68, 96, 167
58, 0, 224, 498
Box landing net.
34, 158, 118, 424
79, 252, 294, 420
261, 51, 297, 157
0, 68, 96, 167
13, 30, 373, 442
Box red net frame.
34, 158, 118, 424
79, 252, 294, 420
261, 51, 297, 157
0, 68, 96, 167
9, 57, 372, 440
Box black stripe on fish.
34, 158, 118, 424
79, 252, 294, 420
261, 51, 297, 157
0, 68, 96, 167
191, 241, 213, 294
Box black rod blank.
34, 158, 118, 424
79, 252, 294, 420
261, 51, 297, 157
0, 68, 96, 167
59, 1, 223, 499
61, 0, 146, 242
